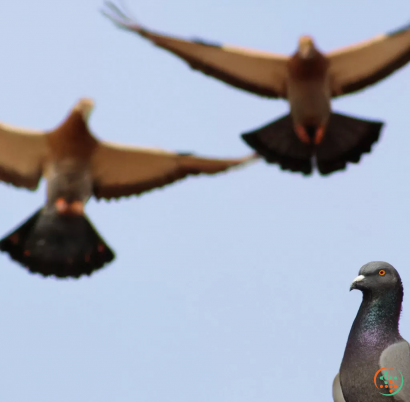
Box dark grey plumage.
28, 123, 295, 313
333, 261, 410, 401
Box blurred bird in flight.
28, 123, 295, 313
0, 98, 255, 278
103, 2, 410, 176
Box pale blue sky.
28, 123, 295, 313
0, 1, 409, 401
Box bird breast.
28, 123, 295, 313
286, 76, 332, 126
286, 54, 332, 126
45, 160, 93, 205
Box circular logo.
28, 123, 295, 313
374, 367, 404, 396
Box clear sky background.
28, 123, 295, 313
0, 1, 409, 401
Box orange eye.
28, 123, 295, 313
379, 270, 386, 276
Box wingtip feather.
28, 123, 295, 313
226, 152, 260, 171
101, 1, 142, 32
386, 21, 410, 37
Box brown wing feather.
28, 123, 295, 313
0, 121, 48, 190
91, 141, 256, 200
328, 23, 410, 97
102, 2, 289, 98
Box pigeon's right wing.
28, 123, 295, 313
332, 373, 346, 402
102, 2, 289, 98
379, 340, 410, 401
0, 122, 47, 190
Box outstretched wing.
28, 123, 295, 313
102, 1, 289, 98
328, 23, 410, 97
0, 121, 48, 190
91, 141, 256, 200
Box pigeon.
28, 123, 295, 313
0, 98, 255, 278
103, 2, 410, 175
333, 261, 410, 401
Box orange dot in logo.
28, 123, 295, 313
395, 385, 398, 388
390, 380, 393, 383
385, 385, 389, 388
380, 385, 384, 388
390, 390, 393, 393
390, 385, 393, 388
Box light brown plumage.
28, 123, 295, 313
328, 27, 410, 96
92, 142, 253, 199
0, 122, 47, 189
102, 2, 410, 100
103, 2, 408, 175
0, 98, 255, 199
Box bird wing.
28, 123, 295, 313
91, 141, 256, 200
332, 373, 347, 402
328, 23, 410, 97
102, 2, 289, 98
379, 340, 410, 401
0, 121, 48, 190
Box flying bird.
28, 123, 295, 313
0, 98, 255, 279
103, 2, 410, 175
333, 261, 410, 402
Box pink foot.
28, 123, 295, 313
295, 124, 311, 144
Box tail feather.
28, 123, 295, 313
241, 112, 383, 176
241, 114, 314, 175
316, 113, 383, 175
0, 208, 115, 278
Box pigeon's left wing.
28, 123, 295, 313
328, 23, 410, 97
102, 2, 289, 98
379, 340, 410, 401
91, 141, 256, 200
332, 373, 346, 402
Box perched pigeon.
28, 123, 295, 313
0, 98, 255, 278
103, 2, 410, 175
333, 261, 410, 401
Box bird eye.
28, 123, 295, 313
379, 270, 386, 276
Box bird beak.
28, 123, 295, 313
350, 275, 365, 291
73, 98, 94, 122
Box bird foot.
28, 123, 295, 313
295, 125, 311, 144
295, 125, 325, 145
314, 126, 325, 145
55, 198, 84, 215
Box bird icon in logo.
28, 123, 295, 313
374, 367, 404, 396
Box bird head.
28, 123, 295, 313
73, 98, 94, 122
297, 36, 316, 59
350, 261, 402, 294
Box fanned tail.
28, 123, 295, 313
0, 207, 115, 278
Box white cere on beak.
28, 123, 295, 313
352, 275, 365, 284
